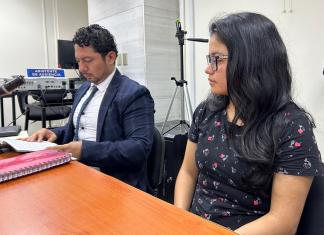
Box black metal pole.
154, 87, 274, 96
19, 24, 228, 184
180, 42, 184, 82
161, 20, 191, 135
175, 20, 186, 82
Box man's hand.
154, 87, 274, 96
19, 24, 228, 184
23, 128, 57, 142
47, 141, 82, 160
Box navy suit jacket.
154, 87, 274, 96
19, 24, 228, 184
52, 70, 155, 190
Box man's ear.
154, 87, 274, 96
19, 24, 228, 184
105, 51, 117, 64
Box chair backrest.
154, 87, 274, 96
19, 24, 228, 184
147, 127, 165, 197
16, 91, 29, 114
296, 173, 324, 235
17, 90, 68, 112
16, 90, 71, 130
30, 90, 67, 104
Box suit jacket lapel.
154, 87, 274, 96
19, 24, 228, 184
70, 82, 91, 116
96, 70, 122, 140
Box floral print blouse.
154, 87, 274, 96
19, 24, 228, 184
188, 102, 323, 230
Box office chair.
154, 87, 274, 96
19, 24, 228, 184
296, 172, 324, 235
17, 90, 71, 130
147, 127, 165, 197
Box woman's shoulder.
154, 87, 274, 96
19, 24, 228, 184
277, 102, 314, 129
193, 100, 225, 120
275, 102, 316, 145
194, 95, 227, 114
274, 103, 323, 176
193, 100, 208, 115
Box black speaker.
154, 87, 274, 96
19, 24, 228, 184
159, 133, 187, 203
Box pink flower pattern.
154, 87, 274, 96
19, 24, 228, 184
188, 103, 323, 230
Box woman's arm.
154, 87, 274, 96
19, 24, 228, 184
174, 140, 199, 210
235, 173, 313, 235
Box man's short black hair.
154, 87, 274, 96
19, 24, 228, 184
73, 24, 118, 57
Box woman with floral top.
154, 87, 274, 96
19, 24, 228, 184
174, 12, 323, 235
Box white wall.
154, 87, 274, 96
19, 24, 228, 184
182, 0, 324, 154
88, 0, 181, 123
144, 0, 182, 123
0, 0, 88, 133
88, 0, 146, 84
0, 0, 47, 77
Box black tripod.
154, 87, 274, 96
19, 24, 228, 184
161, 20, 193, 135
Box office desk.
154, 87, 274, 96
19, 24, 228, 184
0, 153, 236, 235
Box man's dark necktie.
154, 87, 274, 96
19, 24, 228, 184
74, 85, 98, 141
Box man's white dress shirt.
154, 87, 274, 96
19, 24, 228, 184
73, 68, 116, 141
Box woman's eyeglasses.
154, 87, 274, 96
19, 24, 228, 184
206, 54, 228, 71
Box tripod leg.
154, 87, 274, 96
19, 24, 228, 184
184, 84, 193, 120
164, 121, 183, 134
161, 86, 178, 135
179, 86, 187, 134
183, 97, 191, 128
180, 85, 185, 121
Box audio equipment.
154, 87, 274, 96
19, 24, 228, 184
0, 75, 25, 96
15, 78, 70, 91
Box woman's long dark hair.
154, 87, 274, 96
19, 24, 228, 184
207, 12, 311, 190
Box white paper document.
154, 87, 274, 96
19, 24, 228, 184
2, 139, 57, 152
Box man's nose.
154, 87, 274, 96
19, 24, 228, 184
78, 61, 87, 73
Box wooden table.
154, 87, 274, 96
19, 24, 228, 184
0, 152, 236, 235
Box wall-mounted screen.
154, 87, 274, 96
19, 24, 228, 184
57, 39, 78, 69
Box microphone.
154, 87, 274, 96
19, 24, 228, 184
0, 75, 25, 96
186, 38, 209, 43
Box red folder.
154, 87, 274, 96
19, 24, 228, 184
0, 149, 71, 183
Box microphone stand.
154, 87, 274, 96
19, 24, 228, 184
0, 76, 24, 139
161, 20, 193, 135
186, 38, 209, 43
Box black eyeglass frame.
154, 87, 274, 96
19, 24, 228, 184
206, 54, 229, 71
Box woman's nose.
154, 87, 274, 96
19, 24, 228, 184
205, 64, 214, 75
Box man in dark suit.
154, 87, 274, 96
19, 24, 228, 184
26, 24, 155, 191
